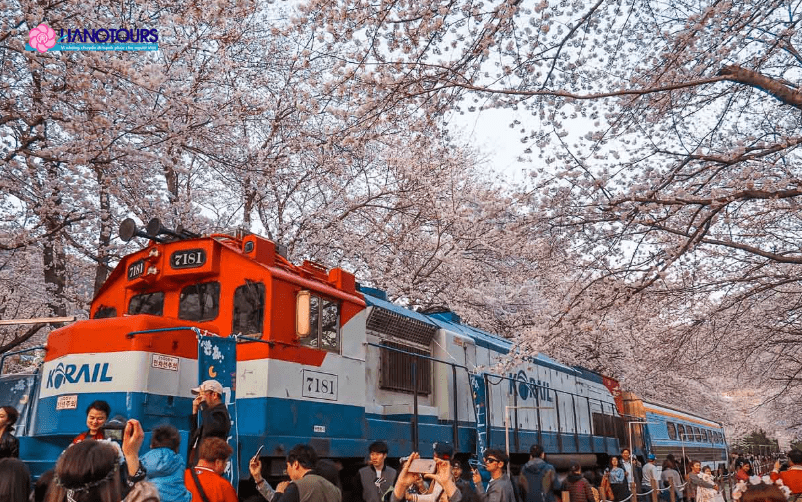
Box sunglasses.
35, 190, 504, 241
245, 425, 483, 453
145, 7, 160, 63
485, 458, 500, 464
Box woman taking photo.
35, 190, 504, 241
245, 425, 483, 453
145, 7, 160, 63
46, 418, 158, 502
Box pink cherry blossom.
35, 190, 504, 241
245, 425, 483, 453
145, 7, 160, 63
28, 23, 56, 53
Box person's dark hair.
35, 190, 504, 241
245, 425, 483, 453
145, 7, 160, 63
662, 459, 676, 470
621, 448, 630, 455
199, 437, 233, 462
0, 457, 30, 502
316, 459, 342, 489
150, 424, 181, 453
1, 406, 19, 428
484, 448, 508, 470
609, 455, 622, 468
530, 444, 544, 458
788, 450, 802, 465
86, 400, 111, 417
287, 444, 318, 469
45, 440, 121, 502
569, 462, 582, 473
739, 483, 786, 502
34, 470, 55, 502
369, 441, 388, 455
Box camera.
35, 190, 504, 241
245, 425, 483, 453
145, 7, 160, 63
101, 415, 128, 442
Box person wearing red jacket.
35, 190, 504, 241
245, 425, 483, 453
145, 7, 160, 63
770, 450, 802, 495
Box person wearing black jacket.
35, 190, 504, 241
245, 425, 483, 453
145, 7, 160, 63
188, 380, 231, 466
0, 406, 19, 458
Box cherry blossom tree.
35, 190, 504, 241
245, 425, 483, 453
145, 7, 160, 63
291, 0, 802, 433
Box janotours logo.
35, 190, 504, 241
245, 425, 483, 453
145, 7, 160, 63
46, 362, 113, 389
29, 23, 57, 53
26, 22, 158, 52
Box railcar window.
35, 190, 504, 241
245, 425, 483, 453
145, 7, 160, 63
693, 427, 701, 441
178, 282, 220, 321
129, 292, 164, 316
300, 294, 340, 353
93, 306, 117, 319
232, 282, 265, 336
667, 422, 677, 440
379, 340, 431, 395
677, 424, 687, 441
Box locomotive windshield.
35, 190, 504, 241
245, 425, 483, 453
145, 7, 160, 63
232, 281, 265, 336
128, 291, 164, 316
93, 305, 117, 319
178, 281, 220, 321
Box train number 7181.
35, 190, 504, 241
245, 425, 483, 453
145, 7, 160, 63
302, 369, 338, 401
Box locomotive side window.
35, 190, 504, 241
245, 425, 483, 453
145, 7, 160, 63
320, 299, 339, 351
178, 282, 220, 321
299, 293, 340, 353
666, 422, 677, 440
232, 281, 265, 336
93, 305, 117, 319
129, 292, 164, 316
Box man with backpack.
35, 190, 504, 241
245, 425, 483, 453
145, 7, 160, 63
519, 445, 560, 502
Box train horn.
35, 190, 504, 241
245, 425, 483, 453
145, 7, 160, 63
146, 218, 200, 240
119, 218, 166, 243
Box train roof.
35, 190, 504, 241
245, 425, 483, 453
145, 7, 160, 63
640, 398, 723, 428
360, 287, 578, 375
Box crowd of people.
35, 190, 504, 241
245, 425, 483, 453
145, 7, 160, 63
2, 387, 802, 502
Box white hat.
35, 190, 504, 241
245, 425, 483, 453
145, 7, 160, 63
191, 379, 224, 395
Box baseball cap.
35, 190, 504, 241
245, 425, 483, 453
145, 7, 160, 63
191, 379, 224, 395
647, 454, 656, 460
433, 442, 454, 460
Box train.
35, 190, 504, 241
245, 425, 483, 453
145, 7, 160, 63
0, 219, 728, 493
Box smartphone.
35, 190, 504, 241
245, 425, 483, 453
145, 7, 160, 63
408, 458, 437, 474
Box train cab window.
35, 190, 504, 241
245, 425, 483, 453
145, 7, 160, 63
179, 282, 220, 321
667, 422, 677, 440
299, 295, 340, 353
129, 292, 164, 316
93, 306, 117, 319
232, 282, 265, 336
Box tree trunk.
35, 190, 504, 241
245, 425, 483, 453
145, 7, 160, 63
93, 167, 113, 295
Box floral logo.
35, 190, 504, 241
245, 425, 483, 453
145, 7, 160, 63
29, 23, 57, 53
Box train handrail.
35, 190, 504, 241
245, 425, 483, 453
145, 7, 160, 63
125, 326, 207, 338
